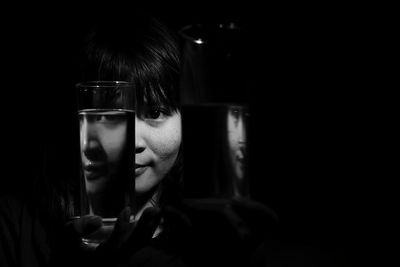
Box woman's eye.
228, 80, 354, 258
148, 108, 162, 119
97, 114, 124, 123
144, 107, 169, 120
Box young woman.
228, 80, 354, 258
77, 9, 182, 225
0, 9, 276, 267
0, 9, 186, 267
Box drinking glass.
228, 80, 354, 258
75, 81, 135, 248
179, 23, 250, 200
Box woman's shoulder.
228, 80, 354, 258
0, 193, 32, 238
0, 192, 42, 236
0, 193, 26, 219
0, 193, 27, 264
0, 193, 52, 266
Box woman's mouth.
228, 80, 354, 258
83, 162, 107, 181
135, 163, 148, 176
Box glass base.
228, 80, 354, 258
81, 218, 116, 249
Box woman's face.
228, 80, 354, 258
80, 111, 129, 195
227, 107, 247, 179
80, 108, 181, 196
134, 109, 181, 195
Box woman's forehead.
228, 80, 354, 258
139, 84, 177, 105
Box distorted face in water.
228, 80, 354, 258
80, 109, 130, 195
79, 86, 133, 196
227, 106, 247, 180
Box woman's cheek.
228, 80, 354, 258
154, 132, 181, 159
103, 125, 127, 163
154, 117, 181, 158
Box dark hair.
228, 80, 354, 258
78, 11, 180, 116
77, 11, 183, 210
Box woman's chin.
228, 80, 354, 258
135, 175, 159, 195
85, 175, 109, 194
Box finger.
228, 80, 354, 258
113, 206, 133, 236
94, 206, 134, 264
106, 206, 134, 250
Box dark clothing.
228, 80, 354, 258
0, 194, 186, 267
0, 195, 51, 267
0, 194, 267, 267
1, 194, 350, 266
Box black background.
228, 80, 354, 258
1, 3, 387, 265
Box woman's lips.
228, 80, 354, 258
135, 164, 148, 176
83, 163, 107, 180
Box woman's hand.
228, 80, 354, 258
96, 206, 161, 263
52, 206, 161, 266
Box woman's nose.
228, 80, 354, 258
81, 119, 102, 159
135, 117, 146, 154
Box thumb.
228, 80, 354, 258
101, 206, 134, 252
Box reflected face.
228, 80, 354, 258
227, 107, 247, 179
80, 111, 129, 194
134, 109, 181, 195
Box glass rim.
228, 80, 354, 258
179, 22, 242, 45
179, 24, 208, 45
76, 81, 134, 88
69, 216, 117, 223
